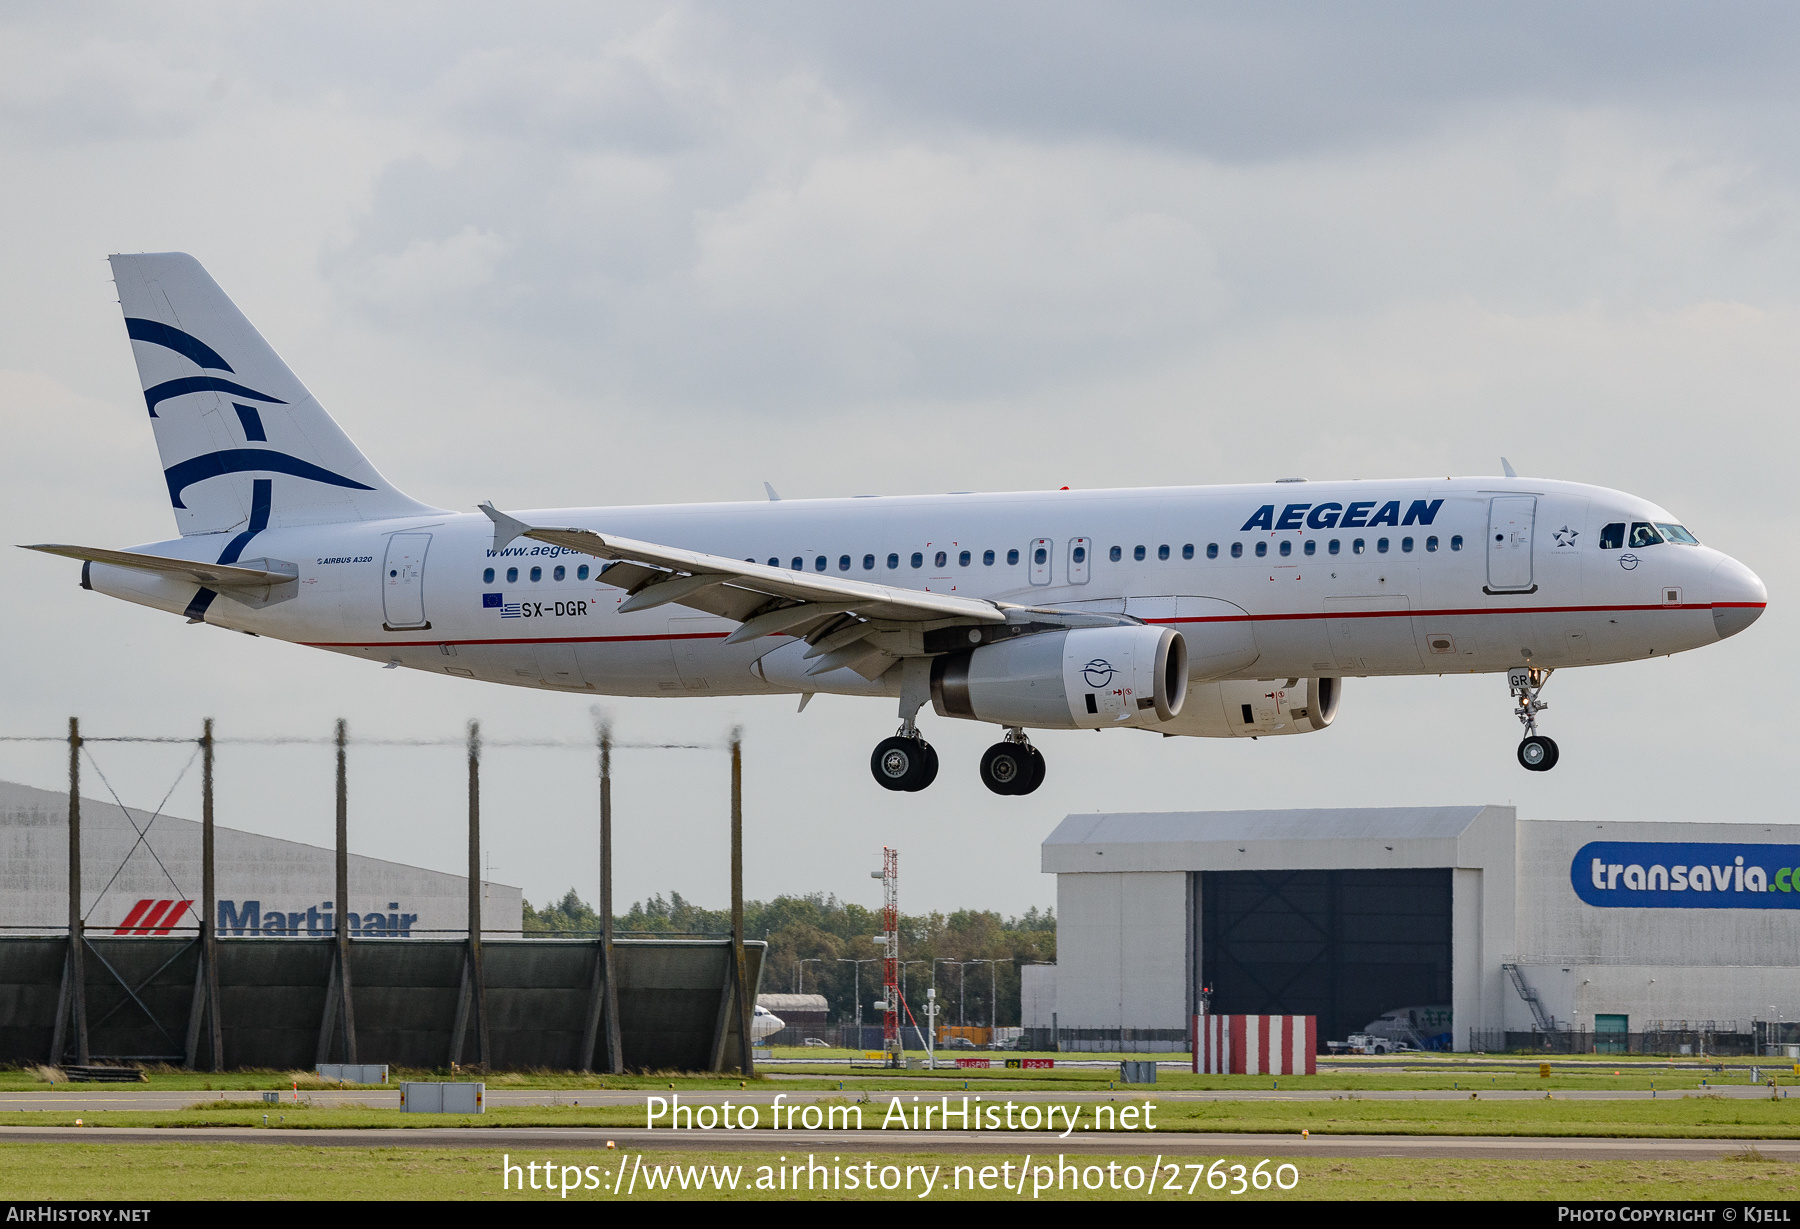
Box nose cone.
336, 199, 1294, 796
1710, 556, 1767, 640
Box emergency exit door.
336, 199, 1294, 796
382, 533, 432, 629
1486, 497, 1536, 593
1029, 538, 1053, 585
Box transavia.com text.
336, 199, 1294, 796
503, 1154, 1300, 1197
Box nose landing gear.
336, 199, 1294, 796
871, 722, 939, 792
980, 729, 1046, 796
1510, 667, 1559, 771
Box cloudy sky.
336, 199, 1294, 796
1, 2, 1794, 920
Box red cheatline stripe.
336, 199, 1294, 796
132, 900, 172, 935
152, 900, 191, 935
114, 899, 154, 935
301, 601, 1762, 650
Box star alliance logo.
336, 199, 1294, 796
1553, 525, 1579, 547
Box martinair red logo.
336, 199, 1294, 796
113, 899, 193, 935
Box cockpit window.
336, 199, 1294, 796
1599, 523, 1625, 549
1656, 522, 1699, 545
1629, 522, 1664, 548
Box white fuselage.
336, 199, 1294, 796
84, 476, 1764, 717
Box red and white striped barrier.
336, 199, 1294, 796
1192, 1014, 1316, 1075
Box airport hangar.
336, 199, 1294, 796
1025, 806, 1800, 1051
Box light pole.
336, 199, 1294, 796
965, 959, 1000, 1036
900, 960, 931, 1037
797, 958, 824, 995
837, 958, 881, 1037
931, 958, 962, 1039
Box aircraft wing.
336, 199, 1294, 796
20, 543, 297, 588
479, 503, 1006, 674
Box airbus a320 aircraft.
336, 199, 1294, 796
25, 254, 1767, 795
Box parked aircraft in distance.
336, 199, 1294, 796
24, 255, 1767, 794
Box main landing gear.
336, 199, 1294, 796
1509, 666, 1559, 772
866, 724, 1045, 795
980, 730, 1046, 797
871, 723, 939, 792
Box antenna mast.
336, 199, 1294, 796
882, 846, 900, 1067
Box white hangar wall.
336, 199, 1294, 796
1509, 819, 1800, 1032
0, 779, 522, 938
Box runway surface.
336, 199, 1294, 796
0, 1124, 1791, 1161
0, 1085, 1780, 1112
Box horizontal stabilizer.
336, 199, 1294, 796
21, 543, 297, 588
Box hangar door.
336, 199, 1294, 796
1196, 869, 1451, 1049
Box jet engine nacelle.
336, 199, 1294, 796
931, 625, 1188, 730
1154, 676, 1340, 738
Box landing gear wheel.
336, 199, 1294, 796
872, 736, 936, 792
1518, 735, 1560, 772
1018, 745, 1046, 795
980, 743, 1031, 795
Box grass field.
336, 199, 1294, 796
0, 1142, 1795, 1200
6, 1090, 1800, 1137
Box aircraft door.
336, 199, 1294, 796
1068, 537, 1091, 585
1029, 538, 1053, 586
1487, 497, 1537, 592
382, 533, 431, 629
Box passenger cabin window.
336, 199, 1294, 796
1157, 544, 1170, 561
911, 552, 924, 569
1303, 540, 1316, 556
1206, 543, 1219, 559
578, 564, 590, 580
960, 550, 973, 566
1629, 522, 1664, 548
888, 553, 900, 569
1133, 545, 1146, 561
530, 566, 542, 582
483, 567, 495, 584
839, 555, 851, 571
864, 554, 875, 570
1109, 546, 1122, 562
1599, 523, 1626, 550
1658, 523, 1700, 545
936, 551, 949, 568
1254, 542, 1267, 558
506, 567, 518, 583
1032, 547, 1046, 565
768, 557, 779, 567
1328, 540, 1340, 556
1182, 544, 1194, 560
553, 565, 566, 581
1401, 537, 1413, 553
1450, 535, 1464, 551
1007, 549, 1020, 565
1352, 539, 1365, 555
1377, 538, 1389, 554
1425, 537, 1438, 553
1230, 543, 1243, 558
792, 557, 803, 570
983, 550, 995, 565
1278, 540, 1291, 557
815, 555, 827, 571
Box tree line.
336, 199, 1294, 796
523, 889, 1055, 1027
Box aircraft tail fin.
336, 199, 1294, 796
108, 253, 439, 536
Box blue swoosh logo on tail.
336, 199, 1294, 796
183, 478, 274, 622
143, 377, 287, 417
125, 318, 234, 372
164, 449, 374, 509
